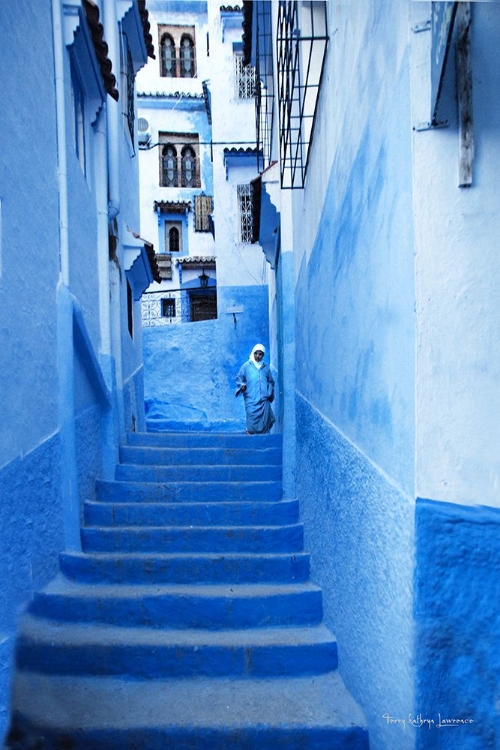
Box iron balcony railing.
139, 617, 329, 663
141, 288, 217, 326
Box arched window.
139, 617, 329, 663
181, 146, 197, 187
179, 35, 195, 78
160, 34, 176, 77
162, 145, 178, 186
168, 226, 180, 252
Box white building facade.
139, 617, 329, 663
137, 0, 272, 431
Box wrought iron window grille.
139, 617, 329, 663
237, 183, 255, 243
276, 0, 329, 189
235, 53, 256, 99
142, 288, 217, 324
254, 0, 275, 174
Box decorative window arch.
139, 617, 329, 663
161, 144, 178, 186
181, 146, 197, 187
159, 133, 201, 188
160, 34, 176, 77
158, 25, 196, 78
180, 35, 196, 78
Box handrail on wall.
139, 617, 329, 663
72, 294, 111, 408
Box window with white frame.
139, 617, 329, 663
237, 183, 254, 243
159, 25, 196, 78
235, 52, 256, 99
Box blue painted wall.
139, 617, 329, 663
0, 2, 62, 739
296, 396, 415, 750
415, 499, 500, 749
0, 436, 64, 740
291, 4, 416, 749
143, 285, 269, 430
0, 0, 150, 741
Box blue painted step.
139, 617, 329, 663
11, 672, 369, 749
31, 577, 324, 629
17, 616, 337, 678
84, 498, 299, 526
11, 429, 369, 749
115, 463, 282, 483
120, 445, 283, 466
96, 478, 283, 503
59, 550, 311, 584
81, 523, 304, 553
127, 431, 282, 449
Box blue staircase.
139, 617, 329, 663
9, 431, 369, 749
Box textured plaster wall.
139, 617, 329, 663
143, 285, 269, 430
294, 18, 415, 493
0, 0, 60, 470
75, 404, 104, 522
411, 4, 500, 507
0, 3, 62, 737
296, 396, 414, 750
0, 435, 64, 742
415, 499, 500, 749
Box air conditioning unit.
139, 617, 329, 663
137, 117, 151, 146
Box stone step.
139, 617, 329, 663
96, 478, 283, 504
120, 445, 283, 466
59, 550, 311, 585
10, 672, 369, 750
127, 431, 282, 450
84, 499, 299, 527
115, 463, 282, 483
31, 577, 324, 629
16, 616, 337, 678
81, 523, 304, 554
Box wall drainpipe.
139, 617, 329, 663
52, 0, 81, 552
103, 0, 126, 442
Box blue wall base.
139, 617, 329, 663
415, 498, 500, 749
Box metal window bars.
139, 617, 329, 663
276, 1, 328, 189
235, 53, 257, 99
254, 0, 275, 173
237, 184, 254, 243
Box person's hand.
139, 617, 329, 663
240, 384, 246, 392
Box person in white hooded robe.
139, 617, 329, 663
235, 344, 275, 434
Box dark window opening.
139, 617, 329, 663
161, 145, 178, 186
161, 34, 176, 76
126, 44, 135, 142
162, 298, 176, 318
180, 35, 196, 77
169, 226, 180, 251
127, 279, 134, 338
189, 290, 217, 322
181, 146, 197, 187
